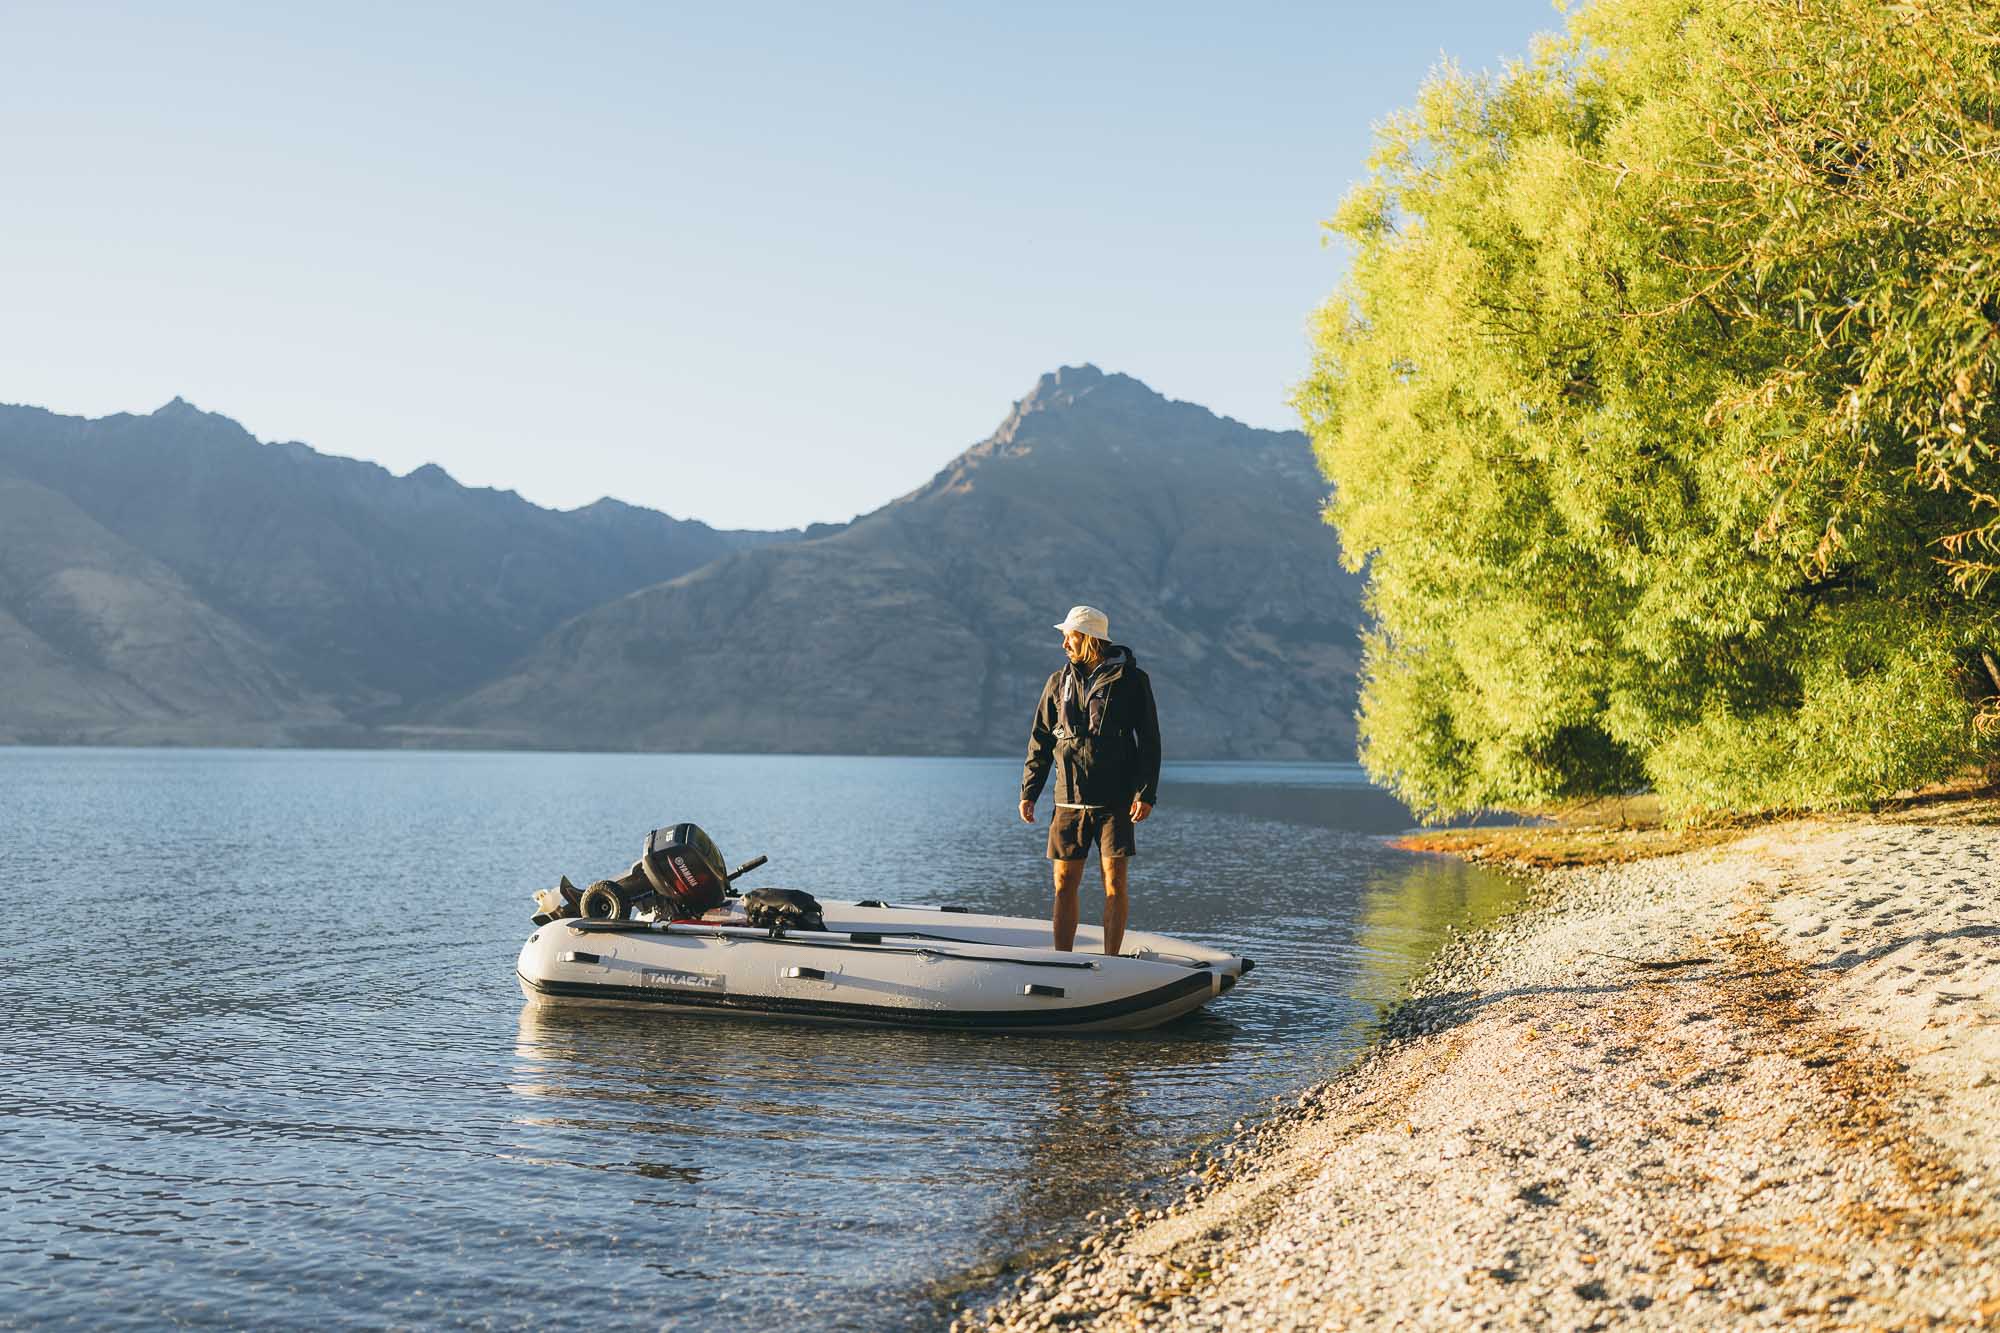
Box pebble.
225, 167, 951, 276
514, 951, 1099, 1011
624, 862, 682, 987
953, 815, 2000, 1331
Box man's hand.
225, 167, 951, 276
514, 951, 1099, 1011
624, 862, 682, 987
1019, 799, 1036, 824
1130, 798, 1153, 823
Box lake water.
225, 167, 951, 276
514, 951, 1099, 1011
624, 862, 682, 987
0, 749, 1522, 1329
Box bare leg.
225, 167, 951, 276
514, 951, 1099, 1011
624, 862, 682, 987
1051, 859, 1084, 951
1101, 854, 1129, 957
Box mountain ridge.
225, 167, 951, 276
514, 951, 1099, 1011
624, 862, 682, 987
0, 369, 1365, 757
0, 397, 797, 733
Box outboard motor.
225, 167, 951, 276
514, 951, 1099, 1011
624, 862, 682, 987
529, 824, 762, 924
637, 822, 730, 919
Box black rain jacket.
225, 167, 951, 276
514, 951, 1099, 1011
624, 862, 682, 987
1020, 644, 1161, 810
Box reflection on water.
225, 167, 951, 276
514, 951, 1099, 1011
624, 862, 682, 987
1345, 856, 1529, 1020
0, 750, 1523, 1330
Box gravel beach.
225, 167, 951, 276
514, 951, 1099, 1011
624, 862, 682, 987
956, 810, 2000, 1330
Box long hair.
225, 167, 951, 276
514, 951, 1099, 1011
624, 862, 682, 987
1068, 632, 1107, 669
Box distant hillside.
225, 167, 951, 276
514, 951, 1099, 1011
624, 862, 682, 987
0, 399, 791, 741
439, 366, 1367, 758
0, 372, 1366, 756
0, 474, 340, 743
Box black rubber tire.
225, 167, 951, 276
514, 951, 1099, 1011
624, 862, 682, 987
579, 880, 629, 921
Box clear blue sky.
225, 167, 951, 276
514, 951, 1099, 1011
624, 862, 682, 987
2, 1, 1557, 530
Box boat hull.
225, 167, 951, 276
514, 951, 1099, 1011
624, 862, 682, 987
516, 900, 1249, 1033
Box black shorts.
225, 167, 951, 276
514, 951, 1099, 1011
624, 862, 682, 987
1047, 805, 1136, 861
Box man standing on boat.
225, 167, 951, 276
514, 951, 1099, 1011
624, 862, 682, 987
1019, 605, 1160, 956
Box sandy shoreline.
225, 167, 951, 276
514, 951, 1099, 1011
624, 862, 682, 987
953, 807, 2000, 1330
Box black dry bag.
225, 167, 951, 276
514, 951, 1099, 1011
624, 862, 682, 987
743, 887, 825, 934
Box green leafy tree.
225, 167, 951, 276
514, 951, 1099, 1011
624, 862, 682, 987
1299, 0, 2000, 819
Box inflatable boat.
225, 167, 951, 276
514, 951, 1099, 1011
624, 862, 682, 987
515, 824, 1253, 1034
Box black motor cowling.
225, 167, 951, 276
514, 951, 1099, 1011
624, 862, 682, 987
638, 822, 730, 919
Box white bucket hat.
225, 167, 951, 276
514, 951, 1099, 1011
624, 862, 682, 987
1053, 604, 1109, 639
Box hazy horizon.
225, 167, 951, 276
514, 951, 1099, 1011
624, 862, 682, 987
1, 360, 1296, 529
2, 1, 1556, 529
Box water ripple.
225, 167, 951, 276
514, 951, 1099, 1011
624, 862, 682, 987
0, 750, 1521, 1330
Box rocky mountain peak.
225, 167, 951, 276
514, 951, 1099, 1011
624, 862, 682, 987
1018, 362, 1107, 405
999, 363, 1160, 432
973, 365, 1132, 456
